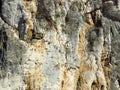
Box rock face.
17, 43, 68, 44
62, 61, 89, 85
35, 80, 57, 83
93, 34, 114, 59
0, 0, 120, 90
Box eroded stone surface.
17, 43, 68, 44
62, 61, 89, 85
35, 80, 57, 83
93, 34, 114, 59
0, 0, 120, 90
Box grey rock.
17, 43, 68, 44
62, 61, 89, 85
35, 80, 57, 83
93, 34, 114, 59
0, 0, 120, 90
1, 0, 25, 28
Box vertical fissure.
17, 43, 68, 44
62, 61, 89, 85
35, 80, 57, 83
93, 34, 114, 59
0, 28, 8, 78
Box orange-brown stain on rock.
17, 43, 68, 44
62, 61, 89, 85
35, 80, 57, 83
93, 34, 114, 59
30, 40, 46, 55
23, 0, 37, 40
23, 0, 37, 13
101, 50, 112, 90
78, 22, 94, 71
25, 40, 46, 90
25, 63, 43, 90
60, 70, 70, 90
60, 69, 80, 90
101, 42, 112, 90
77, 21, 94, 90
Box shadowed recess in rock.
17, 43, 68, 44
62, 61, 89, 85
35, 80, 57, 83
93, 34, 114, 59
18, 16, 26, 40
102, 0, 120, 21
0, 0, 2, 17
76, 76, 81, 90
36, 0, 53, 24
0, 28, 8, 77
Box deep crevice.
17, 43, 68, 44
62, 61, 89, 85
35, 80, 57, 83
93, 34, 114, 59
61, 80, 64, 88
92, 82, 97, 88
18, 16, 26, 40
0, 29, 8, 78
101, 85, 104, 90
36, 0, 53, 24
118, 79, 120, 86
76, 76, 81, 90
31, 29, 44, 40
0, 0, 2, 17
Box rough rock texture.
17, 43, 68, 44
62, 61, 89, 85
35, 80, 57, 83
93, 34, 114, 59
0, 0, 120, 90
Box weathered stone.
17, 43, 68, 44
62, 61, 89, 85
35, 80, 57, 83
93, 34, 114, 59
0, 0, 120, 90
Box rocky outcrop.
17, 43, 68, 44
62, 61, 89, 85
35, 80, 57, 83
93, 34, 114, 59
0, 0, 120, 90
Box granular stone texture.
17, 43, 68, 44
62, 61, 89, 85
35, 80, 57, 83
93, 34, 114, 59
0, 0, 120, 90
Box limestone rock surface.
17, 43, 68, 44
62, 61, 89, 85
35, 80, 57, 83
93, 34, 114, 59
0, 0, 120, 90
